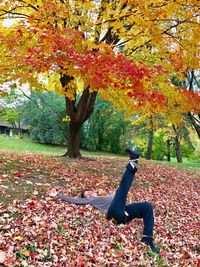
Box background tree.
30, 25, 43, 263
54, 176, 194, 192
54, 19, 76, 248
145, 116, 154, 160
82, 98, 133, 153
171, 70, 200, 138
22, 91, 67, 145
82, 99, 114, 151
0, 88, 25, 131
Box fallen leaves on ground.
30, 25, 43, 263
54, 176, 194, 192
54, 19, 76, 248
0, 151, 199, 266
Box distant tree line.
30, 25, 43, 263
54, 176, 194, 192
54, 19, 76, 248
20, 92, 198, 162
1, 89, 199, 162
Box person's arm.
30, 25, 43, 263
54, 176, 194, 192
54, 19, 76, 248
56, 193, 91, 205
108, 192, 115, 197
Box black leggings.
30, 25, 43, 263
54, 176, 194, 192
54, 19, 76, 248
106, 164, 154, 236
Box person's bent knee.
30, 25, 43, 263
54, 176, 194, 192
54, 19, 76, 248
144, 201, 153, 211
106, 214, 125, 224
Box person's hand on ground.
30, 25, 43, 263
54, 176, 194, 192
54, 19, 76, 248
48, 189, 59, 197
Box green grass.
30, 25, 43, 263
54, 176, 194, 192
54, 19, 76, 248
0, 135, 67, 155
82, 150, 125, 158
0, 134, 124, 157
170, 157, 200, 169
152, 157, 200, 170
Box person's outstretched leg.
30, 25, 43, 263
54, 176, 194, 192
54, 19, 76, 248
106, 163, 137, 223
106, 147, 141, 223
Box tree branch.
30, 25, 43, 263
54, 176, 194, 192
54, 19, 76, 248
84, 91, 98, 122
131, 18, 192, 52
99, 27, 113, 43
17, 0, 39, 11
18, 87, 32, 100
0, 10, 29, 19
194, 75, 200, 89
75, 86, 90, 123
188, 70, 195, 92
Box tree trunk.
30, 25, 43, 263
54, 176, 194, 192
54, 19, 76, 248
146, 119, 154, 160
174, 136, 182, 163
172, 124, 182, 163
65, 122, 81, 158
146, 128, 153, 160
60, 74, 97, 158
166, 139, 171, 162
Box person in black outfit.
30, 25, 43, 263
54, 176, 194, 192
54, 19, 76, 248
106, 148, 159, 253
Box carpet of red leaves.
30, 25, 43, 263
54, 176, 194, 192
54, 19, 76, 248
0, 152, 199, 266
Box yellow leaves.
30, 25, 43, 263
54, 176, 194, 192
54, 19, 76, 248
169, 48, 187, 74
63, 80, 76, 100
111, 21, 124, 29
62, 115, 70, 122
99, 85, 138, 117
121, 0, 200, 75
40, 72, 80, 99
82, 1, 95, 9
45, 73, 61, 92
14, 235, 23, 241
131, 115, 147, 126
64, 89, 75, 100
0, 91, 8, 97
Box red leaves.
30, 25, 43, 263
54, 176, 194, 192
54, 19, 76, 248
17, 29, 23, 37
3, 22, 154, 100
30, 252, 37, 260
127, 91, 166, 108
77, 255, 84, 267
27, 201, 36, 209
14, 172, 21, 177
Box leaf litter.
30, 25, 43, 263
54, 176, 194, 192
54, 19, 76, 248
0, 151, 199, 266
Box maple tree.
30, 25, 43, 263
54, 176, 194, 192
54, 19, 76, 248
0, 0, 199, 157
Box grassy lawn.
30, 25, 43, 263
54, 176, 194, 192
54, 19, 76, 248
170, 157, 200, 169
0, 135, 67, 154
0, 134, 124, 158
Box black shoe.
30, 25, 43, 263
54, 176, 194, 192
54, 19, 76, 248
125, 148, 141, 161
141, 237, 160, 254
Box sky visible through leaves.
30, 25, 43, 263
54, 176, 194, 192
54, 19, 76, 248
0, 152, 199, 266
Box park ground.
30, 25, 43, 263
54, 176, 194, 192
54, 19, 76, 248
0, 140, 200, 266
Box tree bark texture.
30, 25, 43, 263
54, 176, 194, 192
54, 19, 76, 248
172, 124, 182, 163
146, 118, 154, 160
166, 139, 171, 162
66, 122, 81, 158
